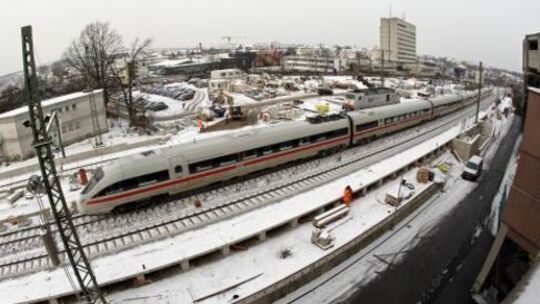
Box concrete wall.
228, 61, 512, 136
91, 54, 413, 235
0, 117, 23, 160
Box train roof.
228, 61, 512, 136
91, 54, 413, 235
430, 94, 462, 106
347, 99, 432, 122
348, 87, 396, 95
118, 118, 350, 165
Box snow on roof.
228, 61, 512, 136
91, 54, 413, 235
152, 58, 192, 68
0, 89, 103, 119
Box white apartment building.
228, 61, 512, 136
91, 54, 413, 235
0, 89, 107, 161
209, 68, 242, 92
380, 17, 417, 63
283, 55, 345, 73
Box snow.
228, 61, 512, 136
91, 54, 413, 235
0, 176, 81, 228
228, 93, 258, 106
514, 263, 540, 304
0, 115, 469, 304
151, 58, 192, 68
0, 89, 103, 119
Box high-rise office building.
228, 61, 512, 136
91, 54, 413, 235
380, 17, 417, 63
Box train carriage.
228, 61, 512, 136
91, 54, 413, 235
348, 99, 432, 144
79, 118, 351, 214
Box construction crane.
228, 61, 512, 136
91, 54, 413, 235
20, 25, 107, 304
221, 35, 246, 44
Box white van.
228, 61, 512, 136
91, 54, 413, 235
462, 155, 483, 181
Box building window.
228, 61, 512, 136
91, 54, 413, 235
65, 106, 70, 112
67, 122, 73, 131
72, 103, 77, 110
57, 108, 62, 114
529, 40, 539, 51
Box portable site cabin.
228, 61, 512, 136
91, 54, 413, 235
344, 87, 400, 110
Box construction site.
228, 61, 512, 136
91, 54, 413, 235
0, 2, 538, 304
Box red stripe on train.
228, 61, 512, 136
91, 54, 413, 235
87, 135, 350, 205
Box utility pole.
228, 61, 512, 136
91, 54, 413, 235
475, 61, 483, 123
381, 49, 385, 88
21, 25, 107, 304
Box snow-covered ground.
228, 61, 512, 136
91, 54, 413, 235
131, 82, 209, 119
135, 91, 185, 115
514, 262, 540, 304
228, 93, 258, 106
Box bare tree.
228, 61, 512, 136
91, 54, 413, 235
63, 21, 123, 106
111, 38, 152, 125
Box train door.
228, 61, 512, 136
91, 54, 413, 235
169, 155, 186, 180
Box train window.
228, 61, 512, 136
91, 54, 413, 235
299, 138, 311, 146
174, 165, 183, 174
193, 164, 213, 173
271, 144, 282, 153
312, 134, 326, 142
95, 180, 129, 197
242, 149, 257, 160
99, 185, 124, 197
261, 146, 273, 156
140, 150, 156, 157
82, 168, 104, 195
136, 170, 169, 187
216, 154, 239, 166
356, 121, 378, 132
280, 140, 296, 151
335, 128, 349, 137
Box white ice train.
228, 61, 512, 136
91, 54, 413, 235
78, 89, 492, 214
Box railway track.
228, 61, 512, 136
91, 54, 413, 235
0, 96, 496, 279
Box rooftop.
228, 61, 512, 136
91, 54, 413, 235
0, 89, 103, 119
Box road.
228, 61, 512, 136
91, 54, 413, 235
341, 117, 522, 304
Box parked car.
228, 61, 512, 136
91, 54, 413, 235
461, 155, 483, 181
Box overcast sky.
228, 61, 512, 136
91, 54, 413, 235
1, 0, 538, 75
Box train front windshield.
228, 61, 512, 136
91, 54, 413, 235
81, 168, 104, 195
